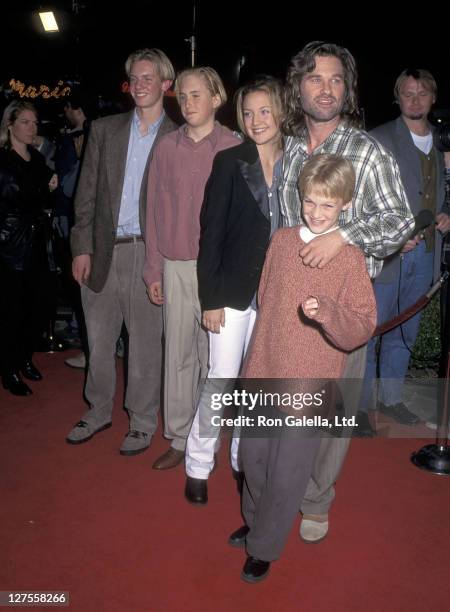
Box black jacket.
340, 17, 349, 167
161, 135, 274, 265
54, 119, 91, 218
198, 140, 272, 311
0, 147, 53, 271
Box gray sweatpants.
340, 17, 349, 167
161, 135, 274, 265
241, 431, 321, 561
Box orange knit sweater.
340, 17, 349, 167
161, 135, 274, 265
242, 227, 377, 379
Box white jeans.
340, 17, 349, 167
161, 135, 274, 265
185, 306, 256, 479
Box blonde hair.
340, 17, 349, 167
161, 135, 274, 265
394, 68, 437, 102
125, 48, 175, 82
235, 76, 285, 135
298, 154, 355, 203
174, 67, 227, 108
0, 100, 37, 148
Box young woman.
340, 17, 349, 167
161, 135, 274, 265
0, 100, 57, 395
184, 76, 285, 504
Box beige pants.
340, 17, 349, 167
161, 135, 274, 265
300, 344, 368, 515
162, 259, 208, 451
81, 241, 162, 434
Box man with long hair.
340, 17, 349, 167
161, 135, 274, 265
281, 41, 414, 544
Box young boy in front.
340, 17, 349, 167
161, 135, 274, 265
144, 67, 240, 469
232, 154, 377, 583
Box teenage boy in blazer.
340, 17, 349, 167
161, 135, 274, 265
66, 49, 177, 456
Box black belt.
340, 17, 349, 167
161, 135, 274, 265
115, 235, 143, 244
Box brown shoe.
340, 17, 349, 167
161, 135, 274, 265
152, 448, 185, 470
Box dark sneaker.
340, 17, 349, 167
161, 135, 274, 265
354, 410, 376, 437
241, 556, 270, 583
378, 402, 420, 425
228, 525, 249, 548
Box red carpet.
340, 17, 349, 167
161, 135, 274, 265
1, 351, 449, 611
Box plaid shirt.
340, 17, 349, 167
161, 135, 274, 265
280, 123, 414, 278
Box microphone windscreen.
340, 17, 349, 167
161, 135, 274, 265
414, 209, 434, 232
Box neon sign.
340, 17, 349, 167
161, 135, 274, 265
9, 79, 71, 99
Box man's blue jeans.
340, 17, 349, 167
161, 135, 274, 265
360, 241, 434, 411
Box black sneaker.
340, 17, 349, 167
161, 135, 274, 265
378, 402, 420, 425
241, 556, 270, 583
354, 410, 376, 437
228, 525, 249, 548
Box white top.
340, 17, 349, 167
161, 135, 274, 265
411, 131, 433, 155
299, 224, 339, 243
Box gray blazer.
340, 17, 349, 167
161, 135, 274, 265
71, 111, 177, 292
370, 116, 449, 282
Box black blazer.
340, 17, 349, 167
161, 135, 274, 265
198, 140, 272, 311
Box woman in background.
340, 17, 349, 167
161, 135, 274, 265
0, 100, 57, 396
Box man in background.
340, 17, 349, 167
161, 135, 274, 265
359, 69, 450, 434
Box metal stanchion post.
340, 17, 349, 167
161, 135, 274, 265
411, 250, 450, 475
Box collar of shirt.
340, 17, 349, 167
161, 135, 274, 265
299, 224, 339, 243
132, 109, 165, 138
175, 120, 221, 149
293, 121, 351, 156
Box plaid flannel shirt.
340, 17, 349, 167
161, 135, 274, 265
280, 123, 414, 278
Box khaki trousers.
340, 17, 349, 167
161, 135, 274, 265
162, 259, 208, 451
300, 344, 368, 515
80, 241, 162, 433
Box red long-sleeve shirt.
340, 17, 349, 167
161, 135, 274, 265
143, 122, 239, 286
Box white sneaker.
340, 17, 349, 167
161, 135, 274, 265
300, 515, 329, 543
64, 352, 86, 369
425, 421, 450, 438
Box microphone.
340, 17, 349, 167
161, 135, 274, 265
409, 209, 434, 239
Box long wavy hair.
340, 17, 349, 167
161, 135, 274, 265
0, 99, 38, 148
283, 41, 361, 136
